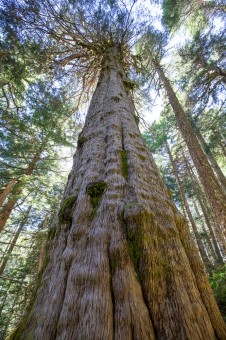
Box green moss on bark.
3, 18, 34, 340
123, 202, 146, 274
48, 226, 57, 240
120, 150, 128, 179
123, 79, 137, 90
58, 195, 77, 223
111, 95, 120, 102
138, 154, 145, 161
77, 135, 86, 147
86, 182, 107, 219
134, 115, 139, 126
127, 228, 143, 272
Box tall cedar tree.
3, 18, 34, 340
2, 0, 226, 339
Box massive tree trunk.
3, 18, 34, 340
151, 58, 226, 233
11, 47, 226, 340
0, 144, 44, 232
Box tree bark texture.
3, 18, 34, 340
0, 179, 17, 207
152, 58, 226, 233
11, 48, 226, 340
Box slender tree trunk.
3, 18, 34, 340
192, 199, 218, 263
0, 144, 44, 232
0, 179, 17, 207
38, 215, 49, 273
195, 128, 226, 190
198, 195, 226, 260
152, 57, 226, 232
182, 150, 226, 259
0, 206, 31, 276
212, 129, 226, 158
219, 131, 226, 158
11, 47, 226, 340
0, 290, 8, 315
0, 191, 22, 232
166, 142, 214, 270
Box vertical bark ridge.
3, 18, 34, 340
14, 48, 226, 340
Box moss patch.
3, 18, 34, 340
152, 257, 170, 279
120, 150, 128, 180
138, 154, 145, 161
134, 115, 139, 126
123, 204, 156, 277
58, 195, 77, 223
77, 135, 86, 147
111, 95, 120, 102
123, 79, 137, 90
127, 228, 143, 272
122, 203, 146, 274
47, 226, 56, 240
86, 181, 107, 219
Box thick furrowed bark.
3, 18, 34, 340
12, 48, 226, 340
176, 214, 226, 340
